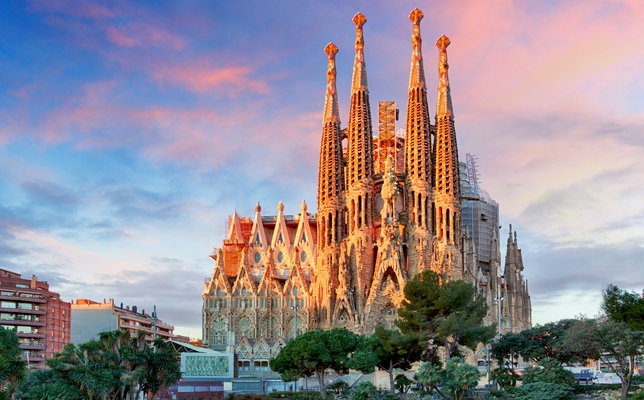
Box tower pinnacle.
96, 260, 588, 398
351, 13, 368, 93
323, 43, 340, 124
409, 8, 425, 88
436, 35, 454, 118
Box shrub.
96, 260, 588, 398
521, 358, 575, 387
350, 381, 377, 400
514, 382, 575, 400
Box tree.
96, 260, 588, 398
397, 270, 495, 360
349, 323, 422, 392
520, 358, 575, 387
0, 327, 28, 400
270, 328, 362, 397
46, 330, 180, 400
140, 338, 182, 399
490, 331, 523, 367
491, 319, 588, 365
394, 374, 413, 394
14, 369, 83, 400
603, 284, 644, 331
414, 357, 479, 400
563, 318, 643, 398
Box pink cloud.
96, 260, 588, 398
105, 23, 186, 50
27, 0, 115, 19
150, 63, 270, 95
432, 0, 644, 119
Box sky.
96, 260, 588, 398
1, 0, 644, 339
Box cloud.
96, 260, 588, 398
523, 239, 644, 324
105, 23, 186, 50
149, 64, 269, 95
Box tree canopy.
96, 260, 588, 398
602, 284, 644, 331
397, 270, 495, 360
491, 319, 589, 365
270, 328, 363, 397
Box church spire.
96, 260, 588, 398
408, 8, 426, 89
404, 8, 433, 277
323, 43, 340, 124
436, 35, 454, 118
317, 42, 345, 251
346, 12, 374, 207
351, 13, 368, 93
430, 35, 463, 279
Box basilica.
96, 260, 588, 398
202, 9, 531, 373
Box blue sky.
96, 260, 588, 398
2, 0, 644, 338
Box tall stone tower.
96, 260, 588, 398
344, 13, 375, 325
404, 9, 433, 279
316, 42, 347, 329
430, 35, 466, 283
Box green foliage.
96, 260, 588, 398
414, 357, 479, 400
394, 374, 413, 394
43, 330, 180, 400
514, 382, 575, 400
350, 324, 422, 391
415, 362, 444, 390
270, 328, 360, 397
490, 366, 520, 388
328, 380, 349, 395
492, 319, 588, 365
350, 381, 377, 400
442, 357, 480, 400
521, 358, 575, 387
14, 369, 84, 400
268, 392, 326, 400
564, 317, 644, 397
0, 326, 28, 399
603, 284, 644, 331
397, 270, 495, 360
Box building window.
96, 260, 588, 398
237, 361, 250, 371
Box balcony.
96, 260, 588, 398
16, 331, 46, 339
20, 343, 46, 351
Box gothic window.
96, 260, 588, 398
255, 234, 260, 244
217, 288, 222, 297
278, 233, 283, 243
242, 288, 247, 296
302, 232, 307, 243
236, 316, 253, 338
211, 315, 227, 345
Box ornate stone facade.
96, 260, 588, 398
201, 9, 532, 371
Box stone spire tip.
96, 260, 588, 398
436, 35, 454, 117
351, 12, 368, 93
323, 42, 340, 124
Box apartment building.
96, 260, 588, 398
0, 268, 71, 369
71, 298, 180, 345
